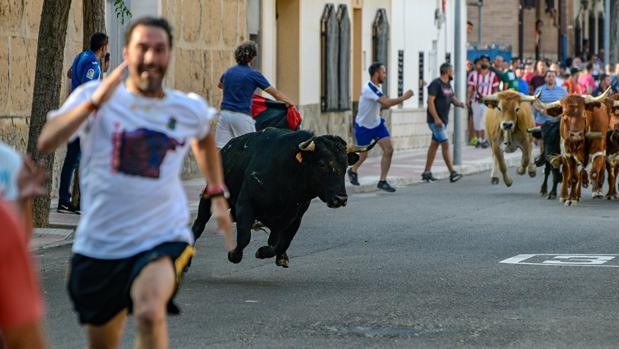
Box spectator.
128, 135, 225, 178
467, 59, 476, 145
592, 73, 612, 96
611, 63, 619, 92
515, 64, 530, 95
57, 32, 109, 215
523, 61, 535, 84
533, 70, 567, 165
563, 67, 583, 95
422, 63, 465, 183
215, 41, 295, 149
467, 55, 498, 148
550, 63, 564, 87
347, 62, 414, 192
529, 60, 547, 94
578, 63, 596, 95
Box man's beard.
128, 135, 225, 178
137, 63, 167, 93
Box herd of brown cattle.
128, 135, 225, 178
482, 88, 619, 206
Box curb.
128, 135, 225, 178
345, 153, 523, 194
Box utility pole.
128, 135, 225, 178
604, 0, 610, 65
477, 0, 483, 47
454, 0, 466, 165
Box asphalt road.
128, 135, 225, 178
38, 169, 619, 348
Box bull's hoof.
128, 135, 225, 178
559, 196, 566, 203
564, 200, 574, 206
607, 194, 617, 201
516, 166, 525, 175
228, 250, 243, 264
528, 168, 536, 178
255, 246, 275, 259
547, 192, 557, 200
504, 176, 513, 187
592, 191, 604, 199
275, 254, 289, 268
491, 177, 500, 185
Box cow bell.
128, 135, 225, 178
584, 131, 603, 139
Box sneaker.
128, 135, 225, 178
449, 171, 463, 183
480, 140, 489, 149
421, 171, 438, 182
377, 180, 396, 192
347, 168, 360, 186
57, 203, 80, 215
475, 141, 481, 149
470, 136, 478, 146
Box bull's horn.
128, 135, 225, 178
585, 131, 603, 139
539, 100, 561, 110
520, 91, 541, 102
613, 100, 619, 108
298, 138, 316, 151
482, 93, 498, 102
584, 88, 610, 104
527, 126, 542, 133
346, 139, 378, 153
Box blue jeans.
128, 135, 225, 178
58, 138, 80, 205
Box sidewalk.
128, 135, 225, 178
33, 144, 525, 251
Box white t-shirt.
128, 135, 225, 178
355, 81, 384, 129
0, 142, 22, 201
48, 80, 217, 259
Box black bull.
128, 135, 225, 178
191, 128, 375, 268
529, 120, 562, 199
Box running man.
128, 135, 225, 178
347, 62, 414, 192
216, 41, 295, 148
37, 17, 233, 348
422, 63, 465, 183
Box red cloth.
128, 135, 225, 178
0, 200, 44, 330
287, 107, 302, 130
251, 95, 268, 118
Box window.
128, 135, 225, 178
321, 4, 351, 112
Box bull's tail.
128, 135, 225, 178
548, 154, 563, 169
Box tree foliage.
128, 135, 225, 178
114, 0, 132, 24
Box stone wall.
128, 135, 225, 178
0, 0, 247, 197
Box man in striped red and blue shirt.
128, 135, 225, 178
467, 55, 499, 148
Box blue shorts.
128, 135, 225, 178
354, 119, 390, 146
428, 123, 449, 143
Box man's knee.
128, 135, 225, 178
133, 302, 166, 331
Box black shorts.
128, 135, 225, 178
67, 241, 194, 325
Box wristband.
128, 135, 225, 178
206, 184, 226, 195
84, 98, 100, 112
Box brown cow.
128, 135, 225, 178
483, 90, 537, 187
541, 90, 609, 205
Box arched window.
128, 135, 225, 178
321, 3, 351, 112
372, 8, 389, 95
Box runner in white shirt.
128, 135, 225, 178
347, 62, 414, 192
37, 17, 233, 349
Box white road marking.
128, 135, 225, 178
500, 254, 619, 267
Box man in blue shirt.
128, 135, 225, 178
533, 70, 567, 166
215, 41, 295, 148
57, 32, 108, 214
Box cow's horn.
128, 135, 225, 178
584, 88, 610, 104
527, 126, 542, 133
482, 93, 498, 102
520, 91, 541, 102
539, 100, 561, 111
346, 139, 378, 153
298, 138, 316, 151
585, 131, 603, 139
